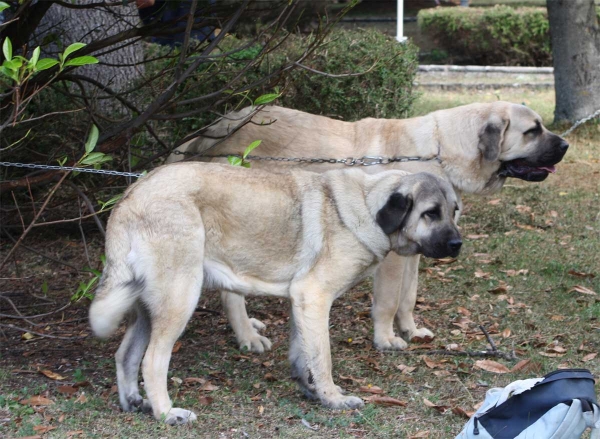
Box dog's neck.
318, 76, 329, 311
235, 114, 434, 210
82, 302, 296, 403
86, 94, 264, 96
323, 170, 393, 260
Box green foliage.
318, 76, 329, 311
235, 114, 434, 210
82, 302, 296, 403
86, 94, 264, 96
418, 6, 554, 66
281, 29, 419, 120
0, 38, 98, 85
228, 139, 262, 168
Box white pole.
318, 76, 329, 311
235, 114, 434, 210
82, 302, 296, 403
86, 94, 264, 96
396, 0, 407, 43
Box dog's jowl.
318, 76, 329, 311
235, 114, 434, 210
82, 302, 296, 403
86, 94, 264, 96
89, 163, 461, 424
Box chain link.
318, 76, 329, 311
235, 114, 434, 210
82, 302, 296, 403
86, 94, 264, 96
0, 162, 143, 178
561, 108, 600, 137
175, 151, 441, 166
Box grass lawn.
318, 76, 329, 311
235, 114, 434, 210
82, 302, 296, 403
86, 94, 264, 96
1, 88, 599, 438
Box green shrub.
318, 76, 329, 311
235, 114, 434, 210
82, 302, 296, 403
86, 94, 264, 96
178, 28, 419, 126
418, 6, 552, 66
279, 29, 419, 121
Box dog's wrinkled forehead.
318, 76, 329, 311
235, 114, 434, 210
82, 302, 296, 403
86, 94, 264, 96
408, 173, 457, 208
508, 104, 545, 132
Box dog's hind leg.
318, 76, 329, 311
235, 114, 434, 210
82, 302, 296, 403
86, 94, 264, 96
141, 270, 202, 425
115, 304, 151, 412
221, 291, 272, 353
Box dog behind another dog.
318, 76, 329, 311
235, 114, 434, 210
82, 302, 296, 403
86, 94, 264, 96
89, 163, 462, 424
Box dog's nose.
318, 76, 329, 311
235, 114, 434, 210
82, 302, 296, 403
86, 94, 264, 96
559, 140, 569, 152
448, 239, 462, 253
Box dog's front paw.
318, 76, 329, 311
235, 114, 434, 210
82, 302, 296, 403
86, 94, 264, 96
163, 408, 197, 425
373, 335, 408, 351
239, 333, 272, 354
322, 394, 364, 410
407, 327, 435, 342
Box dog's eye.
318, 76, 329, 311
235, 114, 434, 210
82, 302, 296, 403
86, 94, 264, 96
524, 121, 542, 136
423, 209, 440, 220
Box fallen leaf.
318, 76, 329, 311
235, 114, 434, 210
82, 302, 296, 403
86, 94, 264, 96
75, 393, 87, 404
409, 431, 430, 438
339, 374, 367, 384
57, 385, 78, 395
200, 381, 219, 392
58, 414, 66, 423
570, 285, 597, 295
172, 341, 182, 353
39, 369, 66, 381
568, 270, 595, 279
474, 269, 490, 279
546, 345, 567, 354
582, 353, 597, 362
539, 352, 565, 358
488, 281, 509, 294
467, 234, 489, 240
22, 332, 35, 340
20, 395, 54, 406
263, 373, 277, 382
423, 397, 450, 413
487, 199, 501, 205
363, 395, 407, 406
452, 406, 475, 419
33, 425, 56, 434
433, 370, 451, 377
502, 328, 511, 338
511, 359, 531, 372
184, 377, 207, 385
258, 405, 264, 415
474, 360, 510, 374
422, 356, 445, 369
198, 396, 213, 406
457, 306, 471, 316
501, 269, 529, 277
359, 385, 384, 394
433, 257, 457, 265
66, 431, 84, 438
396, 364, 416, 374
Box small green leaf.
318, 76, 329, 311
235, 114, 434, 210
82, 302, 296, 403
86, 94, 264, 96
3, 37, 12, 61
0, 2, 10, 13
241, 162, 251, 168
254, 93, 281, 106
100, 254, 106, 266
84, 124, 99, 154
0, 65, 17, 81
64, 56, 99, 67
243, 140, 261, 159
57, 156, 68, 166
227, 156, 243, 166
41, 281, 49, 295
81, 151, 110, 165
35, 58, 59, 71
3, 58, 21, 70
99, 194, 123, 211
62, 42, 86, 60
29, 46, 41, 69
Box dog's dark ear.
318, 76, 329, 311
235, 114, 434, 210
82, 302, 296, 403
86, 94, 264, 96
478, 117, 509, 162
376, 193, 413, 234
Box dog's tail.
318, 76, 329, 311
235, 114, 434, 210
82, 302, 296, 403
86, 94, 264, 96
89, 222, 141, 339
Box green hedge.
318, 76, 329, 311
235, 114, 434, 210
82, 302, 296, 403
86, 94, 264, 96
186, 29, 419, 124
279, 29, 419, 121
418, 6, 553, 66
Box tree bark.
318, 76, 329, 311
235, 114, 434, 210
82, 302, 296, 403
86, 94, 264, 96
37, 1, 145, 95
547, 0, 600, 123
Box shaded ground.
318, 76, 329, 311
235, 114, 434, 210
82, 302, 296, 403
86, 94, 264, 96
1, 93, 599, 438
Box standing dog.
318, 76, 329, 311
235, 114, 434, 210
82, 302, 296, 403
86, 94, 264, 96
168, 102, 569, 352
89, 163, 461, 424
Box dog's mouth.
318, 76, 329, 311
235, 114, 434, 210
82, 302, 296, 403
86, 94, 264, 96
499, 159, 557, 182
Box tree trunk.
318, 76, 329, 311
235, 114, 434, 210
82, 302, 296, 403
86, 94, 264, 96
37, 2, 144, 98
547, 0, 600, 123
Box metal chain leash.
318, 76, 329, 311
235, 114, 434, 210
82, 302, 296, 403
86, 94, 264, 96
0, 161, 143, 178
2, 107, 597, 179
560, 108, 600, 137
173, 151, 441, 166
